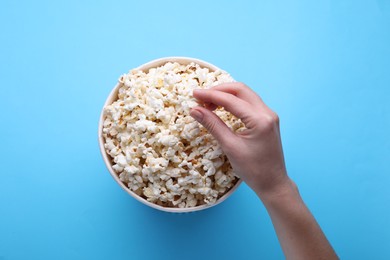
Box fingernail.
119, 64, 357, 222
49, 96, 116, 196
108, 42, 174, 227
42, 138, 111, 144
190, 109, 204, 122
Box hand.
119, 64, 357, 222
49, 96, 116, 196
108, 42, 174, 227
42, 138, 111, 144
190, 82, 291, 197
191, 83, 338, 259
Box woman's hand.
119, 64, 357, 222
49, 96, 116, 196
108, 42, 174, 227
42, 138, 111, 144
191, 82, 338, 260
190, 82, 290, 197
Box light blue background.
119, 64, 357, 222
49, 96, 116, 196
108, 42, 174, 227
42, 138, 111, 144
1, 0, 389, 259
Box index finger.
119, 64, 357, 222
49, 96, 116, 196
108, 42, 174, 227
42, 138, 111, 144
193, 89, 252, 121
211, 82, 266, 108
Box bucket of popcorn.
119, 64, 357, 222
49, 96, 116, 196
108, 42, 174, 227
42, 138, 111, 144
98, 57, 243, 213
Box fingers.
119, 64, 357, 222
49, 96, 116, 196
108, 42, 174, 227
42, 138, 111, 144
210, 82, 266, 108
190, 106, 236, 147
204, 102, 218, 111
193, 89, 252, 120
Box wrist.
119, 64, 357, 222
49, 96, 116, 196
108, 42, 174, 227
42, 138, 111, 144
255, 177, 301, 207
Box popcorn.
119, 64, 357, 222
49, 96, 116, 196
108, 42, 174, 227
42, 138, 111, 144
158, 134, 178, 147
102, 62, 245, 208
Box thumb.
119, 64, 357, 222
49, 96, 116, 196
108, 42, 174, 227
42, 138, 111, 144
190, 107, 236, 146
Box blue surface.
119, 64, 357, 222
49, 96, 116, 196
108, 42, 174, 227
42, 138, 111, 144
1, 0, 389, 259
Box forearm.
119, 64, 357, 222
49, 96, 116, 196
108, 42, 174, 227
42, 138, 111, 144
257, 179, 338, 260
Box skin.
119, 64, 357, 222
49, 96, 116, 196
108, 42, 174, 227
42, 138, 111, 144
190, 83, 338, 260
